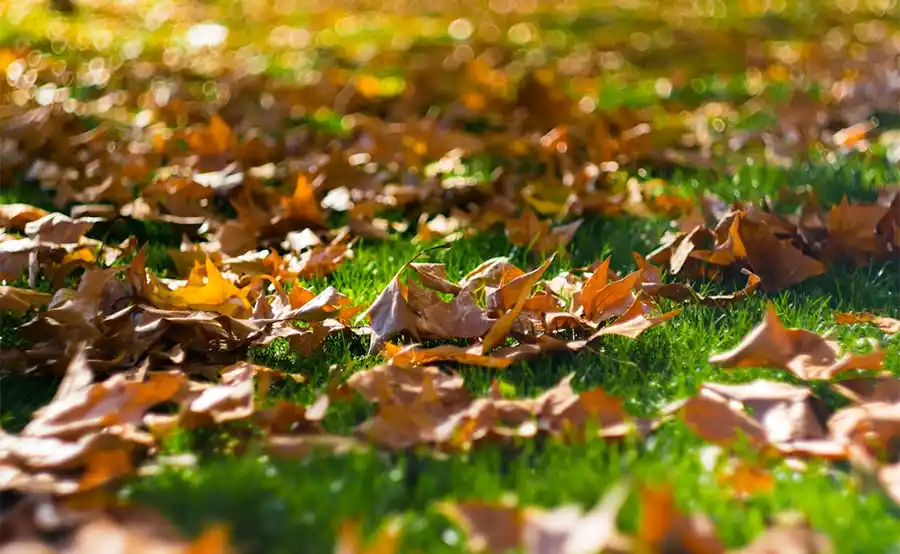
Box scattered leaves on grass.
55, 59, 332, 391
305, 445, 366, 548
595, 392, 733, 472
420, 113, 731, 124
670, 380, 844, 458
834, 311, 900, 334
5, 2, 900, 548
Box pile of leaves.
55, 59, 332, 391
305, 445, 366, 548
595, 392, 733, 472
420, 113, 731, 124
3, 0, 900, 551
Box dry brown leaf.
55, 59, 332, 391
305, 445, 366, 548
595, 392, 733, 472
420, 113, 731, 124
408, 262, 461, 294
27, 266, 122, 339
676, 392, 768, 447
831, 374, 900, 404
734, 519, 833, 554
521, 484, 630, 554
506, 209, 550, 249
834, 311, 900, 334
294, 242, 354, 279
364, 273, 420, 355
440, 483, 629, 554
24, 370, 186, 440
716, 459, 775, 498
0, 286, 52, 315
638, 485, 725, 554
0, 203, 49, 230
535, 375, 636, 437
825, 198, 889, 263
354, 395, 477, 450
178, 362, 256, 425
5, 503, 233, 554
579, 264, 641, 323
828, 401, 900, 501
636, 253, 761, 307
347, 364, 468, 406
0, 432, 140, 495
255, 397, 327, 434
406, 280, 494, 340
673, 380, 844, 458
349, 361, 486, 450
130, 251, 251, 317
24, 213, 102, 244
585, 294, 680, 340
736, 217, 825, 292
283, 228, 323, 253
383, 343, 513, 369
482, 255, 554, 353
535, 219, 583, 256
438, 501, 523, 553
709, 303, 884, 380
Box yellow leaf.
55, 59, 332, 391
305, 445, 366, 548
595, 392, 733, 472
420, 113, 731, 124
210, 114, 234, 153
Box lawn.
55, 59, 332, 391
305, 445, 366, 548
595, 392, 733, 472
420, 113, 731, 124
2, 1, 900, 553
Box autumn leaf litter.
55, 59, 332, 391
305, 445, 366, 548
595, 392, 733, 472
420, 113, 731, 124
2, 2, 900, 552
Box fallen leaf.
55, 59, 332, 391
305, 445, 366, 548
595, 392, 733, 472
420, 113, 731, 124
408, 262, 461, 294
506, 209, 550, 249
578, 261, 639, 322
736, 217, 825, 292
131, 252, 252, 317
734, 519, 833, 554
440, 482, 630, 554
585, 294, 680, 340
638, 485, 725, 554
482, 255, 554, 353
406, 280, 494, 340
24, 368, 187, 440
347, 364, 469, 406
716, 459, 775, 498
281, 174, 327, 228
672, 380, 844, 458
438, 501, 523, 553
521, 482, 630, 554
0, 286, 52, 315
825, 197, 889, 263
831, 374, 900, 404
709, 303, 884, 380
384, 343, 513, 369
364, 273, 420, 355
0, 203, 49, 230
834, 311, 900, 334
24, 213, 102, 244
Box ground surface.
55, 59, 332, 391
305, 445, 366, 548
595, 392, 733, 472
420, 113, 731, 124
2, 1, 900, 553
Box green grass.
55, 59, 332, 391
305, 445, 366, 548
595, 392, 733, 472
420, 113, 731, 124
128, 426, 900, 554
